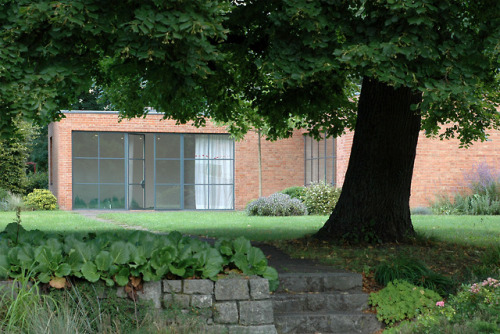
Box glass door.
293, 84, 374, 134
128, 134, 146, 209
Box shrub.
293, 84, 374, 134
24, 189, 57, 210
303, 182, 341, 215
246, 193, 307, 216
386, 277, 500, 333
280, 186, 306, 201
375, 257, 455, 296
369, 279, 441, 326
0, 188, 8, 201
25, 171, 48, 194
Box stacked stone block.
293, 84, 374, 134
126, 277, 277, 334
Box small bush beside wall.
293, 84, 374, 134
24, 189, 57, 211
280, 186, 306, 201
303, 182, 341, 215
246, 193, 307, 216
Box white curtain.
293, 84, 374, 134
195, 135, 233, 209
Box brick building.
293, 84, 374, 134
49, 111, 499, 211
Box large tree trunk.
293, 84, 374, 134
315, 77, 422, 243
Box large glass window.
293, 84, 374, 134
72, 132, 234, 210
156, 134, 234, 210
304, 135, 336, 186
72, 132, 126, 209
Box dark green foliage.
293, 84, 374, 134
369, 280, 442, 326
24, 189, 57, 210
25, 172, 48, 194
0, 188, 8, 201
27, 126, 48, 172
375, 257, 455, 296
280, 186, 306, 201
0, 137, 28, 195
0, 224, 279, 290
246, 193, 307, 216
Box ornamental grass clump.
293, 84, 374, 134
246, 193, 307, 216
432, 162, 500, 215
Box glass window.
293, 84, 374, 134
156, 134, 180, 158
100, 133, 125, 158
73, 159, 98, 184
156, 160, 181, 184
129, 135, 144, 159
73, 184, 98, 209
100, 185, 125, 209
156, 185, 181, 209
72, 132, 126, 210
73, 132, 98, 157
100, 159, 125, 184
305, 135, 336, 186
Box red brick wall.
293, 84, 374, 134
49, 112, 305, 210
334, 129, 500, 208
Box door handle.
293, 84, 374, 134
141, 180, 145, 189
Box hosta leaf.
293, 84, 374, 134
114, 268, 130, 286
233, 237, 252, 254
38, 272, 51, 284
55, 263, 71, 277
200, 249, 223, 279
247, 247, 268, 274
17, 244, 35, 267
168, 264, 185, 277
167, 231, 183, 245
233, 253, 249, 273
95, 251, 113, 271
104, 278, 115, 287
81, 262, 100, 283
262, 266, 279, 291
110, 241, 131, 265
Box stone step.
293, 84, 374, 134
274, 312, 381, 334
276, 272, 362, 293
272, 292, 369, 313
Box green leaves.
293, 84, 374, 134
0, 225, 278, 290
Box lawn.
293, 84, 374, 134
97, 211, 327, 241
0, 211, 124, 234
98, 211, 500, 247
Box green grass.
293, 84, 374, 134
0, 211, 124, 234
96, 212, 500, 246
412, 215, 500, 247
98, 211, 326, 241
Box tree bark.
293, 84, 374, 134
315, 77, 422, 243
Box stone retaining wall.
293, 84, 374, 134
117, 277, 277, 334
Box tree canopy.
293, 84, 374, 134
1, 0, 498, 140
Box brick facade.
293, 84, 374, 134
49, 111, 499, 211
